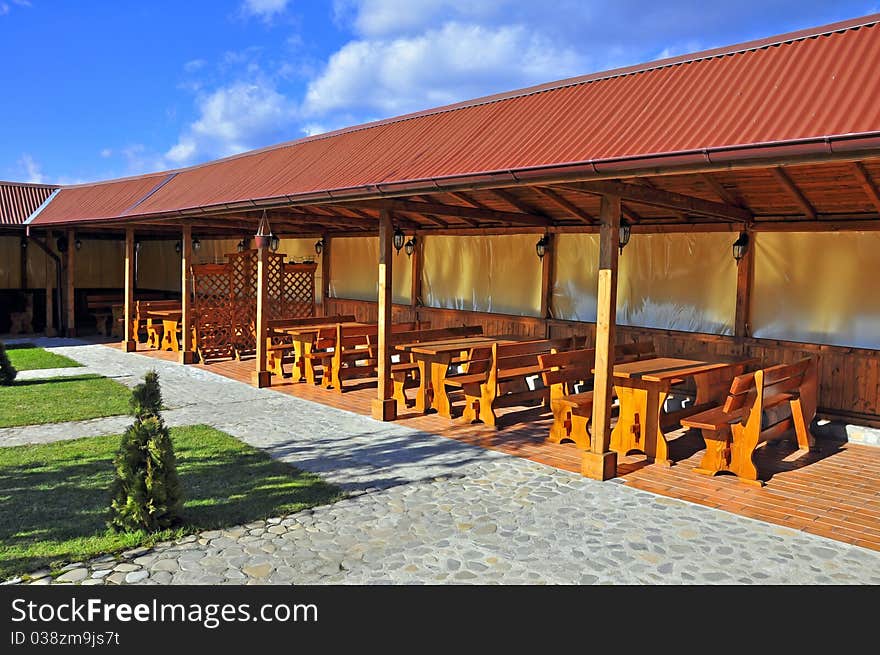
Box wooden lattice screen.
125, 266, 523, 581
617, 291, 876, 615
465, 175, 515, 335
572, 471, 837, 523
190, 250, 316, 362
191, 263, 235, 362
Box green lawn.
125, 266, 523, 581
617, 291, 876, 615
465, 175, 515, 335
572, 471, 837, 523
0, 425, 343, 579
5, 343, 83, 371
0, 374, 132, 428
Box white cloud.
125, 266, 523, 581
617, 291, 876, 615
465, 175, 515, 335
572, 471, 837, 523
184, 58, 207, 72
1, 0, 32, 16
18, 154, 45, 184
99, 148, 113, 158
303, 21, 585, 117
241, 0, 289, 21
165, 80, 298, 165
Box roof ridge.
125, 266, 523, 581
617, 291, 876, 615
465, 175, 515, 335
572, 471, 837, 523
0, 180, 60, 189
56, 11, 880, 191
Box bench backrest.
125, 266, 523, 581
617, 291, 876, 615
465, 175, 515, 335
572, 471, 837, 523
490, 337, 575, 378
616, 340, 656, 361
335, 321, 424, 351
722, 356, 816, 420
386, 324, 483, 347
137, 299, 182, 314
538, 347, 596, 389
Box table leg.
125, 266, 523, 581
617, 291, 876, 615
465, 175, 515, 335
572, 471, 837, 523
430, 357, 453, 418
413, 359, 430, 413
293, 340, 305, 381
610, 383, 673, 465
164, 320, 180, 352
643, 384, 672, 466
303, 342, 316, 385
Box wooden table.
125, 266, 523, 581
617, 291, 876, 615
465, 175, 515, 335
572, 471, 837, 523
396, 335, 524, 418
143, 309, 182, 352
606, 355, 758, 466
271, 321, 367, 383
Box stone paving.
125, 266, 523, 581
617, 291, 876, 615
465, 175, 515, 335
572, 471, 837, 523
4, 338, 880, 585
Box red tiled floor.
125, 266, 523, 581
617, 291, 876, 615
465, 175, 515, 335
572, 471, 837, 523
116, 342, 880, 551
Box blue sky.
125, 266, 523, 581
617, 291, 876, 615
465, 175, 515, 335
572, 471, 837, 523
1, 1, 877, 185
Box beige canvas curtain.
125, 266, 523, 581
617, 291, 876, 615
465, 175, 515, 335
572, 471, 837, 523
752, 231, 880, 349
136, 240, 180, 292
552, 232, 736, 334
329, 236, 411, 304
422, 234, 543, 316
73, 239, 124, 288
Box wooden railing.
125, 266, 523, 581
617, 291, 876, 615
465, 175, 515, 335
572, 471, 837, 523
323, 297, 880, 426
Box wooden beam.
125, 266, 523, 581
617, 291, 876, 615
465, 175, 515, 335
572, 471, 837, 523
750, 218, 880, 232
321, 233, 331, 316
122, 228, 136, 351
584, 195, 620, 481
852, 162, 880, 214
251, 233, 271, 388
449, 191, 491, 210
636, 178, 689, 221
700, 172, 750, 211
179, 224, 195, 363
772, 167, 817, 220
371, 209, 397, 421
561, 180, 752, 222
410, 234, 423, 308
533, 187, 594, 223
489, 188, 552, 219
734, 231, 755, 338
65, 229, 76, 336
621, 203, 643, 224
539, 233, 555, 323
360, 199, 551, 227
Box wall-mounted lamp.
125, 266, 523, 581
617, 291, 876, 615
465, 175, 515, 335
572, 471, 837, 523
269, 235, 280, 252
134, 240, 141, 253
192, 237, 201, 252
56, 235, 68, 253
393, 226, 406, 253
618, 219, 631, 255
732, 232, 749, 263
404, 236, 417, 257
535, 234, 550, 259
75, 238, 83, 251
175, 241, 182, 254
314, 237, 325, 255
20, 237, 28, 250
236, 238, 246, 253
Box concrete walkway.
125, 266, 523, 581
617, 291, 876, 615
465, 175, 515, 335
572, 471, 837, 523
4, 338, 880, 585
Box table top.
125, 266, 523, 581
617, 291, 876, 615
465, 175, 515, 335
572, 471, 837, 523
608, 355, 758, 383
145, 309, 182, 320
272, 321, 368, 336
397, 334, 525, 356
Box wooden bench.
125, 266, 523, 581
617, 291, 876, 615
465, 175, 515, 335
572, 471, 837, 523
538, 340, 656, 449
448, 337, 576, 427
265, 314, 356, 378
680, 356, 818, 486
316, 321, 426, 392
135, 300, 183, 348
386, 325, 484, 408
89, 292, 166, 337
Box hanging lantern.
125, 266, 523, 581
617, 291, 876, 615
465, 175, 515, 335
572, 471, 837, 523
75, 238, 83, 251
618, 219, 631, 255
174, 241, 182, 254
535, 234, 549, 259
192, 237, 201, 252
393, 226, 405, 253
270, 235, 280, 252
314, 237, 325, 255
404, 237, 416, 257
732, 232, 750, 262
237, 239, 246, 253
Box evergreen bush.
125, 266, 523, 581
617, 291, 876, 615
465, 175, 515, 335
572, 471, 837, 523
0, 341, 17, 386
108, 370, 183, 532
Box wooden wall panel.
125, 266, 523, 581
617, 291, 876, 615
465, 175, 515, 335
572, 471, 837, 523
325, 297, 880, 424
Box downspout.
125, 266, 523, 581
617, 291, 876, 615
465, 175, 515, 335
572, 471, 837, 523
25, 230, 63, 334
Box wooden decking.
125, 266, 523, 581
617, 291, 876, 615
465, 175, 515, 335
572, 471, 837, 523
120, 343, 880, 552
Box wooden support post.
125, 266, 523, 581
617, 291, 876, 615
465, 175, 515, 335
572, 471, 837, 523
584, 195, 620, 481
539, 233, 555, 335
122, 228, 137, 351
252, 236, 271, 388
65, 229, 76, 337
179, 224, 196, 363
734, 230, 755, 339
45, 270, 56, 336
321, 233, 331, 317
20, 238, 27, 290
371, 209, 397, 421
411, 233, 423, 308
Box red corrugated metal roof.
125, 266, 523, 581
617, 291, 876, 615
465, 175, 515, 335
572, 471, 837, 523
30, 13, 880, 226
0, 181, 58, 225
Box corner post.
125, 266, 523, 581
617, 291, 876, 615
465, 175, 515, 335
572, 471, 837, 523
65, 229, 76, 336
411, 231, 423, 309
180, 225, 196, 363
122, 228, 137, 351
584, 195, 620, 481
540, 232, 555, 336
371, 209, 396, 421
